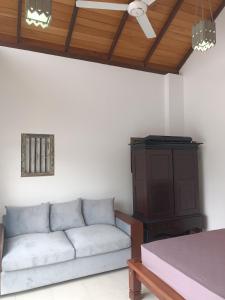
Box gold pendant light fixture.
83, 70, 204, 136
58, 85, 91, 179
26, 0, 52, 29
192, 0, 216, 52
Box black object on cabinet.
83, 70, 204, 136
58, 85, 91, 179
130, 136, 203, 242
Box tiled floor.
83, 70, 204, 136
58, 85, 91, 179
1, 269, 158, 300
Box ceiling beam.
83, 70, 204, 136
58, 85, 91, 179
176, 48, 193, 72
108, 12, 129, 60
17, 0, 22, 44
65, 6, 79, 52
0, 39, 178, 75
144, 0, 184, 66
177, 0, 225, 71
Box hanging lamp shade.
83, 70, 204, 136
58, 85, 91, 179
26, 0, 52, 29
192, 0, 216, 52
192, 20, 216, 52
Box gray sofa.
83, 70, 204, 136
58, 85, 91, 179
0, 199, 143, 295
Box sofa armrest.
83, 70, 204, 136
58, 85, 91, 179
0, 224, 4, 272
115, 211, 143, 260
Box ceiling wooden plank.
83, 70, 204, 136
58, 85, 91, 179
107, 12, 128, 60
177, 0, 225, 71
0, 38, 177, 74
17, 0, 22, 43
144, 0, 184, 66
3, 0, 223, 75
65, 5, 79, 52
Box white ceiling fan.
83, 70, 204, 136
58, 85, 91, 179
76, 0, 156, 38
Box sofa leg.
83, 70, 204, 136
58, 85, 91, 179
129, 268, 141, 300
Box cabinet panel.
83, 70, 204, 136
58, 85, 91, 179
147, 150, 174, 219
173, 149, 199, 216
132, 149, 148, 217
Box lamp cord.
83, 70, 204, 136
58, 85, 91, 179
195, 0, 200, 23
201, 0, 204, 20
208, 0, 214, 21
195, 0, 213, 22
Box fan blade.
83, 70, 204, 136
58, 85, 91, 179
76, 0, 128, 11
142, 0, 156, 6
136, 14, 156, 38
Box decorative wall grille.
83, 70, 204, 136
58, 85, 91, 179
21, 134, 54, 177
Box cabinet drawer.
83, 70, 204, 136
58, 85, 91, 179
144, 214, 203, 242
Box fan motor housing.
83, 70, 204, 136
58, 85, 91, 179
128, 0, 147, 17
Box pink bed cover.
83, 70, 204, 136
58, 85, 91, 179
142, 229, 225, 300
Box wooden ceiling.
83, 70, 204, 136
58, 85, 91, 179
0, 0, 224, 74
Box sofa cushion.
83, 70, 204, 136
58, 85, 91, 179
2, 231, 75, 272
82, 198, 115, 226
5, 203, 50, 238
65, 224, 131, 258
50, 199, 85, 231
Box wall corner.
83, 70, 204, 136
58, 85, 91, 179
164, 73, 184, 136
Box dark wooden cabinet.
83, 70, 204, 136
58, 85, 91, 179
131, 137, 203, 242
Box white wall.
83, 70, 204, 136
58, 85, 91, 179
0, 47, 165, 218
182, 9, 225, 230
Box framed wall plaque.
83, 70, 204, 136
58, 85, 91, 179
21, 133, 54, 177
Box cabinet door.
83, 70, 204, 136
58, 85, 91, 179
173, 149, 199, 216
147, 150, 174, 219
132, 149, 148, 218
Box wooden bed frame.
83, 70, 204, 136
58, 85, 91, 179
0, 224, 4, 272
128, 259, 184, 300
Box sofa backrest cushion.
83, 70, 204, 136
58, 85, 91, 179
5, 203, 50, 238
82, 198, 115, 226
50, 199, 85, 231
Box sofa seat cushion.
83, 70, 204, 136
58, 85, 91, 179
65, 224, 131, 258
2, 231, 75, 272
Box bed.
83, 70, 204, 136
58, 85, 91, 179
128, 229, 225, 300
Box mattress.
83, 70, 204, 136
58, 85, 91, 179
142, 229, 225, 300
